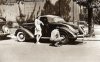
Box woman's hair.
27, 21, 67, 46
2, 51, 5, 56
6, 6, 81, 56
36, 16, 40, 19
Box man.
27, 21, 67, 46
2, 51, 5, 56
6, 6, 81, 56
34, 17, 44, 44
50, 29, 64, 47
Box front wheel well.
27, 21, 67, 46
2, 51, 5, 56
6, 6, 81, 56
15, 30, 20, 36
15, 29, 30, 39
59, 29, 70, 44
58, 27, 77, 43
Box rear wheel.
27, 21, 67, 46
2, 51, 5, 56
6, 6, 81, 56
60, 30, 69, 44
17, 32, 26, 42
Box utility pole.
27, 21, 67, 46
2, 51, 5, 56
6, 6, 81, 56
87, 0, 94, 36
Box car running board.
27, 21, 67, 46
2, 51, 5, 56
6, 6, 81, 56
77, 35, 84, 38
41, 37, 50, 39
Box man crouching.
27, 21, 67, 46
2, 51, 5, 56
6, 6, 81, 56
50, 28, 64, 47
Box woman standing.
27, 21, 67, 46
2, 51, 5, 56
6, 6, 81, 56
34, 17, 44, 44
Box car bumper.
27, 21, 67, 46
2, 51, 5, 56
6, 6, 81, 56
0, 33, 10, 37
77, 34, 84, 38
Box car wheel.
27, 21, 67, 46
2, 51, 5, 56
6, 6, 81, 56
60, 30, 69, 44
17, 32, 26, 42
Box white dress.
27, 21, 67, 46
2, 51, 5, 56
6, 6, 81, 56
34, 19, 44, 36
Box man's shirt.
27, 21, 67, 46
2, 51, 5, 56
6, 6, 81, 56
50, 29, 60, 41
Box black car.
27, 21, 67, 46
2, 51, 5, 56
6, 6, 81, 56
15, 15, 85, 44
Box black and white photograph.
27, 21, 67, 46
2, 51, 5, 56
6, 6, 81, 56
0, 0, 100, 62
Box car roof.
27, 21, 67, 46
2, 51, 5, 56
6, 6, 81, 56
41, 15, 59, 18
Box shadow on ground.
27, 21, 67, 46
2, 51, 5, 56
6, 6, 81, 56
67, 41, 84, 45
0, 37, 11, 40
24, 39, 84, 45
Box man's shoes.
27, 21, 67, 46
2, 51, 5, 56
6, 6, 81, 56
54, 42, 62, 47
54, 44, 61, 47
49, 43, 62, 47
36, 42, 41, 44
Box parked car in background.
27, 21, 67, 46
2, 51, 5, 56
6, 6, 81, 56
15, 15, 85, 44
0, 17, 10, 39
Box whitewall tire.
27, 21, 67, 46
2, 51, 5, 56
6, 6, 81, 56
17, 32, 26, 42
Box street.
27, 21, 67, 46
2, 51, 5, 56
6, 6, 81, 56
0, 38, 100, 62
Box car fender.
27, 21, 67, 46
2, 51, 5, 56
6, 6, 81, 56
15, 26, 34, 39
59, 27, 77, 38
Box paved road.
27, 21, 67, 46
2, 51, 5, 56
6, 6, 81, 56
0, 38, 100, 62
0, 24, 99, 62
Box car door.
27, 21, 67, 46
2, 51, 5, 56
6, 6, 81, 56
40, 17, 50, 37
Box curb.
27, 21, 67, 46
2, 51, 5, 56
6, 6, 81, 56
78, 37, 100, 41
84, 38, 100, 41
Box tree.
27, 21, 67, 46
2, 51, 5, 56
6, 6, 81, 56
74, 0, 95, 36
88, 1, 94, 37
0, 0, 6, 4
75, 0, 88, 7
41, 0, 71, 21
54, 0, 71, 21
41, 0, 55, 15
16, 1, 25, 25
93, 1, 100, 24
26, 3, 41, 22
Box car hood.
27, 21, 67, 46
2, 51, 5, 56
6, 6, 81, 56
57, 22, 79, 33
57, 22, 78, 29
63, 22, 78, 29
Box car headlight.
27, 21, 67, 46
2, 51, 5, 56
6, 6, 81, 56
2, 25, 10, 34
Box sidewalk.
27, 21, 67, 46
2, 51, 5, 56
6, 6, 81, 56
78, 35, 100, 41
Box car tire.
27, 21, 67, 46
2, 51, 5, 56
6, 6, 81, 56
17, 32, 26, 42
60, 30, 69, 44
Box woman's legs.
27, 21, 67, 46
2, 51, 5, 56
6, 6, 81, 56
36, 34, 42, 44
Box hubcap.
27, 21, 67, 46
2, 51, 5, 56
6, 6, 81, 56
19, 34, 24, 39
17, 32, 25, 42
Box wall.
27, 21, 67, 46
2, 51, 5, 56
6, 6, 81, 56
0, 1, 45, 22
0, 0, 80, 23
69, 0, 80, 23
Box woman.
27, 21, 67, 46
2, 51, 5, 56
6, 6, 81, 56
34, 17, 44, 44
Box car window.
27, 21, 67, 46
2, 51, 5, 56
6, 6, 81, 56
47, 17, 53, 23
48, 17, 66, 23
40, 17, 48, 24
53, 17, 65, 23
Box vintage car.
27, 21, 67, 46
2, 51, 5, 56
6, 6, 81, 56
0, 17, 10, 38
15, 15, 85, 44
